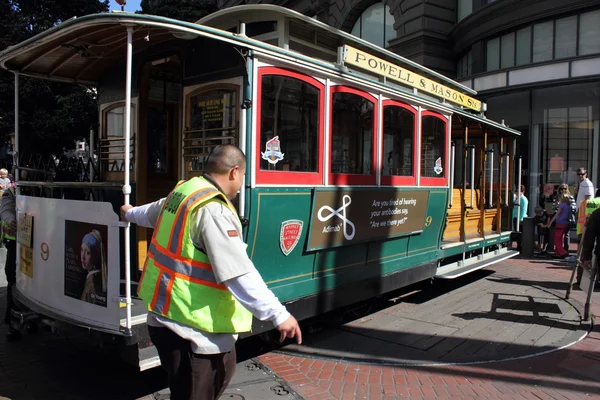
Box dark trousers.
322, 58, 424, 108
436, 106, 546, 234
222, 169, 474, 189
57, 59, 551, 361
3, 240, 17, 325
148, 325, 237, 400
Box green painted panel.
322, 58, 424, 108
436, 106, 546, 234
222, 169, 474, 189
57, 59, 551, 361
247, 189, 315, 289
245, 187, 452, 302
406, 190, 448, 259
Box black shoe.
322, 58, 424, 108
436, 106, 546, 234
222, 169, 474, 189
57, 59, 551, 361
6, 329, 22, 342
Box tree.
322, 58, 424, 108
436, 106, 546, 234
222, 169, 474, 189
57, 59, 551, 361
141, 0, 217, 22
0, 0, 109, 158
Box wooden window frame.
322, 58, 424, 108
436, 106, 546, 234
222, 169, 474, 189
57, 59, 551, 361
256, 67, 325, 185
381, 100, 417, 186
420, 111, 449, 187
184, 84, 240, 180
101, 102, 136, 181
329, 86, 378, 186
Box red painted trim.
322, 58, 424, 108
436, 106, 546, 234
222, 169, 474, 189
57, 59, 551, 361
381, 100, 417, 186
256, 67, 325, 185
420, 111, 449, 187
329, 86, 378, 186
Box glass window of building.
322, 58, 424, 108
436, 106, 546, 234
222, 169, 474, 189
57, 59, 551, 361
457, 0, 472, 22
532, 21, 553, 62
350, 3, 396, 48
331, 90, 375, 178
486, 37, 500, 71
554, 16, 577, 59
382, 105, 415, 177
533, 82, 600, 190
579, 10, 600, 56
259, 74, 320, 173
516, 27, 531, 66
501, 32, 515, 69
457, 49, 472, 78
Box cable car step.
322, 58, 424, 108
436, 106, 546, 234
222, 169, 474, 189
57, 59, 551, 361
436, 249, 519, 279
139, 345, 161, 371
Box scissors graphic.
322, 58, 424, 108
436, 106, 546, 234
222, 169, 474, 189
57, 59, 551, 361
318, 195, 355, 240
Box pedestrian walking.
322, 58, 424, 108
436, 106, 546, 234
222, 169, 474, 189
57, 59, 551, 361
548, 195, 571, 259
120, 144, 302, 400
575, 167, 595, 209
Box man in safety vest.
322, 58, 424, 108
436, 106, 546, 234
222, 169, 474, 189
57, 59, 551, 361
0, 180, 20, 341
121, 144, 301, 400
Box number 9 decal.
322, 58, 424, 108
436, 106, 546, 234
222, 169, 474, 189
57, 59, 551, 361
41, 242, 50, 261
425, 216, 433, 227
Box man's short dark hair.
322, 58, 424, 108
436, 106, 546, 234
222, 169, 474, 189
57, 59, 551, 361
204, 144, 246, 175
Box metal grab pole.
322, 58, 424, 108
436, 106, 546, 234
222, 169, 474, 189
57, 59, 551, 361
470, 146, 475, 208
516, 156, 523, 231
449, 142, 455, 207
89, 126, 94, 184
123, 26, 133, 331
488, 149, 494, 208
14, 73, 19, 194
504, 154, 510, 206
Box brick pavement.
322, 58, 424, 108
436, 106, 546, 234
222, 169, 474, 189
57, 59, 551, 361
258, 255, 600, 400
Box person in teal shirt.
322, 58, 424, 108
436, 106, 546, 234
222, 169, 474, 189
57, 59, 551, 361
512, 184, 528, 231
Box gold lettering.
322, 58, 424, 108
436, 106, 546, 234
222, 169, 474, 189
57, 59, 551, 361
343, 45, 481, 111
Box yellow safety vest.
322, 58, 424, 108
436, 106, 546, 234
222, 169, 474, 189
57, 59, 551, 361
577, 199, 587, 235
578, 197, 600, 235
138, 177, 252, 333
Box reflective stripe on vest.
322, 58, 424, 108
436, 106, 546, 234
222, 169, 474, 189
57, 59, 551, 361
1, 221, 15, 241
138, 177, 252, 333
577, 200, 588, 235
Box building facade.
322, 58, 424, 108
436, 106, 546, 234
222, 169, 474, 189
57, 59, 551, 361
217, 0, 600, 211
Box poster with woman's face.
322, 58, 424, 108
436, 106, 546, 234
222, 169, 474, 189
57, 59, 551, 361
64, 220, 108, 307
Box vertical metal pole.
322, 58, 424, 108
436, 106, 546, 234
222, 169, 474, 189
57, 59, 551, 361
504, 154, 510, 205
123, 26, 134, 331
488, 150, 494, 207
89, 126, 95, 183
376, 94, 383, 187
14, 73, 19, 194
470, 146, 475, 208
516, 156, 523, 231
449, 142, 455, 207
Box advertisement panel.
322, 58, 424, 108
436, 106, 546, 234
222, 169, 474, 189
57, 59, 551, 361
307, 188, 429, 251
15, 196, 121, 332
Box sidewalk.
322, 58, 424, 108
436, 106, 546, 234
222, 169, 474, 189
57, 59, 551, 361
257, 255, 600, 400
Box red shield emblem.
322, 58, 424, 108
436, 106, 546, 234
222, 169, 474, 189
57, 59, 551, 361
280, 219, 303, 256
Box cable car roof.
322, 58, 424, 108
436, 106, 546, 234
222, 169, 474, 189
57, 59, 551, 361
0, 7, 519, 136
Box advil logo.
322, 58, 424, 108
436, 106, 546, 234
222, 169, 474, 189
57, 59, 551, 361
280, 219, 303, 256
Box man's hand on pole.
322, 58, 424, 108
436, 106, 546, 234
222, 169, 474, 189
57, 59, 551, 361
120, 204, 133, 221
276, 315, 302, 344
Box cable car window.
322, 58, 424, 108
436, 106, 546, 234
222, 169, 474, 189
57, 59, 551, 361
184, 87, 238, 177
421, 113, 447, 185
330, 89, 375, 182
383, 105, 414, 177
260, 75, 320, 173
101, 104, 134, 174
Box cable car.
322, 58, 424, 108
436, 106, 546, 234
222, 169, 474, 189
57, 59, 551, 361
0, 5, 521, 370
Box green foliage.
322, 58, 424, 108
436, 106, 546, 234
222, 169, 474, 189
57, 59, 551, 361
141, 0, 217, 22
0, 0, 109, 157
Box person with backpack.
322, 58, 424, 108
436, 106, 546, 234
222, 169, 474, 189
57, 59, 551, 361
548, 195, 572, 259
